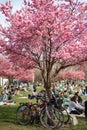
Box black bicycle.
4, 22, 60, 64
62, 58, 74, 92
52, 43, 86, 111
16, 102, 39, 125
16, 96, 64, 129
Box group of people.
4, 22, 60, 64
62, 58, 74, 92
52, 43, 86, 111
1, 80, 87, 120
0, 90, 13, 105
51, 82, 87, 120
0, 83, 18, 105
27, 81, 87, 121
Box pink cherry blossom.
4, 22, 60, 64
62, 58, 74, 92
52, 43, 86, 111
0, 0, 87, 96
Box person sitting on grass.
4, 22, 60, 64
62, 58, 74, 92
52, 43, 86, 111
74, 91, 83, 105
14, 87, 20, 96
6, 91, 13, 103
0, 91, 7, 104
69, 95, 84, 115
84, 100, 87, 120
28, 88, 37, 99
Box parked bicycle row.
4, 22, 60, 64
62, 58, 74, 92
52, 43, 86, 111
16, 88, 87, 129
16, 93, 70, 129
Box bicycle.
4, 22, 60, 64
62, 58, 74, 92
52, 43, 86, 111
16, 94, 65, 129
35, 95, 64, 129
16, 102, 40, 125
51, 94, 70, 125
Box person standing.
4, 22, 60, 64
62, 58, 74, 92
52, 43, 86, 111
84, 100, 87, 120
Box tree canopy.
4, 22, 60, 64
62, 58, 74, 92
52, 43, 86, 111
0, 0, 87, 94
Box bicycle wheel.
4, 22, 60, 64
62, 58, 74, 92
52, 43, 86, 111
61, 107, 70, 124
40, 108, 51, 128
40, 106, 63, 129
16, 105, 31, 125
46, 106, 64, 129
30, 103, 41, 124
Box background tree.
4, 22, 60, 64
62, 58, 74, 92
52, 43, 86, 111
77, 61, 87, 79
0, 57, 34, 84
0, 57, 15, 82
0, 0, 87, 98
57, 70, 85, 80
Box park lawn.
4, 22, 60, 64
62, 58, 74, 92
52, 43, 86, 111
0, 105, 50, 130
0, 87, 87, 130
0, 106, 87, 130
0, 104, 87, 130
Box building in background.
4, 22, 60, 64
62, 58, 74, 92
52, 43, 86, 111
0, 77, 8, 87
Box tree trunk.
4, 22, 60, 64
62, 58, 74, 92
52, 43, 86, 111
8, 77, 13, 85
44, 82, 56, 127
44, 81, 52, 99
46, 88, 52, 99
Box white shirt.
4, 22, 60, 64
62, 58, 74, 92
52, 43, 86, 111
69, 100, 84, 112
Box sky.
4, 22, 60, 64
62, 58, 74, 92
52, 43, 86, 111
0, 0, 23, 11
0, 0, 87, 27
0, 0, 23, 27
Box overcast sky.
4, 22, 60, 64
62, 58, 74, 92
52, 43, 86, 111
0, 0, 87, 27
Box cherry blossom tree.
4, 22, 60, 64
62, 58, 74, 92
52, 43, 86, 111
0, 0, 87, 98
0, 57, 15, 78
0, 57, 34, 83
77, 61, 87, 79
57, 70, 85, 80
14, 67, 34, 81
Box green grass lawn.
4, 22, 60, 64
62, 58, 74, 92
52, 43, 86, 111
0, 105, 87, 130
0, 105, 50, 130
0, 87, 87, 130
0, 87, 50, 130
